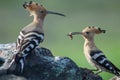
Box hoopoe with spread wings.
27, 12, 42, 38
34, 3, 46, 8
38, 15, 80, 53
68, 26, 120, 77
9, 1, 65, 73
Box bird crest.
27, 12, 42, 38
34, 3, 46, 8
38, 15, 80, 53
23, 1, 45, 12
23, 1, 47, 17
23, 1, 65, 18
82, 26, 106, 34
67, 26, 106, 40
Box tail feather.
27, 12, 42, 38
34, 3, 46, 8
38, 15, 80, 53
110, 67, 120, 77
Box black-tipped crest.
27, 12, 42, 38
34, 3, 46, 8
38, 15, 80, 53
36, 3, 38, 5
102, 30, 106, 33
88, 26, 95, 28
40, 4, 43, 6
85, 26, 106, 34
98, 27, 101, 31
23, 2, 27, 8
29, 1, 32, 4
98, 27, 106, 33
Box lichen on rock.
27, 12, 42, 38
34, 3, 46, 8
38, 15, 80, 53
0, 43, 102, 80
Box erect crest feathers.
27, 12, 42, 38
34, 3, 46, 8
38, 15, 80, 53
82, 26, 106, 34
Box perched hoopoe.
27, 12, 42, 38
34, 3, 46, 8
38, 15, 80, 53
9, 1, 65, 73
67, 26, 120, 77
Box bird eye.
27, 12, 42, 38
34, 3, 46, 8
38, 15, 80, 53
36, 3, 38, 5
85, 32, 89, 35
40, 10, 44, 13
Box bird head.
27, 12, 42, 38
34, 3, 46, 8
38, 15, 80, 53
23, 1, 65, 19
67, 26, 106, 40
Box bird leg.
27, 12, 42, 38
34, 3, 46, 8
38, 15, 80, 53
90, 68, 99, 71
95, 70, 102, 75
90, 68, 102, 75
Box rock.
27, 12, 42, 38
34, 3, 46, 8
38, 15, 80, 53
0, 57, 5, 66
0, 43, 102, 80
0, 74, 27, 80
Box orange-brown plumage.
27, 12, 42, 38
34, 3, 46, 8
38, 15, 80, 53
68, 26, 120, 77
6, 1, 65, 74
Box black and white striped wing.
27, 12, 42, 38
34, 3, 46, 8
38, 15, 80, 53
90, 51, 120, 75
16, 31, 44, 57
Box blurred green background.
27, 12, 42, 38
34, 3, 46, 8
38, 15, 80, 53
0, 0, 120, 79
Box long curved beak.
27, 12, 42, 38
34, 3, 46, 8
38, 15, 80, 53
67, 32, 82, 40
47, 11, 65, 17
68, 32, 82, 35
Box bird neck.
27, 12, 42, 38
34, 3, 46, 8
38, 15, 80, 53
84, 38, 98, 51
33, 15, 44, 24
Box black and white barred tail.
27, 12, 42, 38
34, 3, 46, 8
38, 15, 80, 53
90, 51, 120, 77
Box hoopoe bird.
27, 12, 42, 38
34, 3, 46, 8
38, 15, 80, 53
9, 1, 65, 73
67, 26, 120, 77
